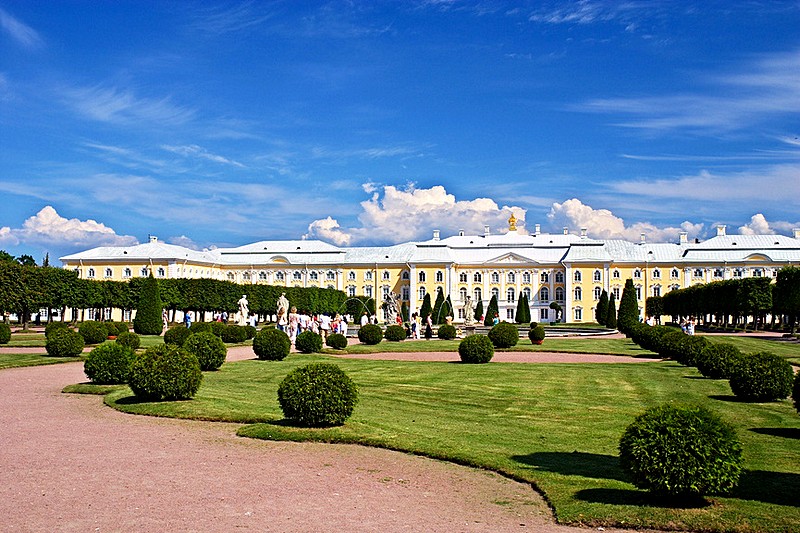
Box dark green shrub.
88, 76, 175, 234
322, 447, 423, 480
189, 322, 212, 334
164, 325, 191, 346
326, 333, 348, 350
676, 335, 710, 367
210, 321, 227, 338
78, 321, 109, 345
183, 332, 227, 371
619, 403, 743, 498
128, 344, 202, 401
437, 324, 457, 340
277, 363, 358, 427
358, 324, 383, 345
458, 334, 494, 363
793, 371, 800, 414
221, 324, 249, 344
634, 325, 677, 353
488, 322, 518, 348
656, 330, 689, 361
617, 279, 640, 336
45, 321, 70, 338
84, 343, 135, 384
696, 344, 743, 379
295, 331, 323, 353
45, 328, 85, 357
729, 351, 794, 401
528, 325, 546, 343
0, 323, 10, 344
105, 322, 127, 336
133, 274, 164, 335
245, 325, 257, 339
253, 328, 291, 361
115, 331, 141, 350
384, 324, 407, 342
113, 322, 130, 334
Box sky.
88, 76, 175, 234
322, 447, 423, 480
1, 1, 799, 262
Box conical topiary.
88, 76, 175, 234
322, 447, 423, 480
133, 274, 164, 335
596, 290, 609, 326
606, 293, 617, 329
484, 294, 499, 326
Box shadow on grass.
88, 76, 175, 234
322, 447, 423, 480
708, 394, 747, 403
510, 451, 628, 483
574, 488, 711, 509
730, 470, 800, 507
749, 427, 800, 440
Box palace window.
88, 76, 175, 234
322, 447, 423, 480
574, 308, 583, 321
401, 271, 409, 280
555, 272, 564, 283
459, 272, 468, 283
507, 288, 515, 303
753, 268, 763, 277
574, 271, 582, 282
123, 268, 132, 278
382, 270, 390, 281
310, 271, 318, 281
540, 309, 548, 320
555, 287, 565, 301
633, 269, 642, 279
365, 286, 373, 298
419, 286, 426, 299
574, 287, 582, 300
157, 267, 165, 278
276, 272, 285, 281
713, 269, 723, 279
733, 268, 744, 278
348, 286, 356, 297
507, 272, 515, 284
670, 268, 679, 279
227, 272, 235, 280
539, 287, 549, 302
652, 285, 661, 297
140, 267, 148, 277
540, 272, 549, 283
523, 287, 531, 300
612, 287, 620, 300
593, 286, 602, 300
418, 271, 426, 283
365, 271, 373, 281
87, 268, 95, 278
693, 268, 704, 278
383, 285, 390, 299
348, 271, 356, 281
105, 268, 113, 278
491, 288, 499, 300
652, 268, 661, 279
593, 270, 602, 282
259, 271, 267, 281
613, 269, 621, 279
473, 272, 482, 283
401, 287, 410, 300
670, 284, 680, 292
293, 271, 302, 281
506, 309, 515, 320
474, 288, 482, 302
522, 272, 531, 284
327, 271, 335, 281
635, 285, 642, 300
491, 272, 499, 283
460, 287, 468, 301
435, 270, 444, 283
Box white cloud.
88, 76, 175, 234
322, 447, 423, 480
0, 7, 43, 49
739, 213, 800, 235
2, 206, 138, 249
167, 235, 203, 250
547, 198, 703, 242
64, 85, 195, 126
305, 184, 526, 245
161, 144, 245, 168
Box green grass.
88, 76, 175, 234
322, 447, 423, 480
708, 335, 800, 363
0, 352, 84, 369
4, 332, 47, 347
97, 354, 800, 533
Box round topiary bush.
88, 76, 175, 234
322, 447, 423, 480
326, 333, 348, 350
676, 335, 710, 367
244, 325, 257, 339
45, 321, 70, 339
253, 328, 291, 361
488, 322, 518, 348
696, 343, 743, 380
221, 324, 249, 344
45, 328, 85, 357
0, 323, 10, 344
528, 325, 546, 344
78, 321, 109, 345
437, 324, 457, 340
84, 342, 136, 384
619, 403, 743, 499
115, 331, 141, 350
183, 331, 227, 371
277, 363, 358, 427
458, 334, 494, 364
295, 331, 323, 353
210, 321, 227, 338
164, 325, 191, 346
793, 370, 800, 414
128, 344, 202, 401
113, 322, 130, 335
729, 351, 794, 402
358, 324, 383, 345
189, 322, 212, 334
384, 324, 407, 342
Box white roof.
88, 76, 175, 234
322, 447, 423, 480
60, 241, 220, 264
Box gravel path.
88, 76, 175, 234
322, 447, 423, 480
0, 354, 672, 533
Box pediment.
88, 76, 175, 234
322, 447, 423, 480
484, 253, 536, 265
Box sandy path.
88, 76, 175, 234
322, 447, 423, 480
0, 356, 665, 533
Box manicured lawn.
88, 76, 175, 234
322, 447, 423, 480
708, 335, 800, 363
4, 332, 47, 347
102, 354, 800, 533
0, 353, 83, 369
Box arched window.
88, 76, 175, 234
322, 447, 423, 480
348, 286, 356, 297
635, 285, 642, 300
473, 272, 482, 283
435, 270, 444, 283
123, 268, 132, 278
418, 271, 426, 283
670, 284, 680, 292
612, 287, 620, 299
491, 288, 499, 300
613, 269, 621, 279
593, 286, 602, 300
555, 272, 564, 283
574, 271, 582, 282
713, 268, 723, 279
105, 268, 113, 278
540, 272, 549, 283
507, 272, 515, 284
507, 287, 515, 302
693, 268, 704, 278
574, 287, 582, 300
293, 271, 302, 281
539, 287, 549, 301
348, 271, 356, 281
670, 268, 679, 279
555, 287, 565, 301
327, 271, 335, 281
593, 270, 602, 282
633, 269, 642, 279
87, 268, 95, 278
365, 271, 373, 281
460, 287, 468, 301
574, 307, 583, 321
227, 272, 235, 280
491, 272, 499, 283
522, 272, 531, 284
459, 272, 468, 283
276, 272, 285, 281
523, 288, 531, 300
419, 286, 426, 300
401, 271, 410, 280
365, 286, 373, 298
157, 267, 165, 278
753, 268, 763, 277
140, 267, 148, 277
652, 268, 661, 279
309, 271, 318, 281
474, 288, 482, 302
382, 270, 390, 281
652, 285, 661, 297
259, 271, 267, 281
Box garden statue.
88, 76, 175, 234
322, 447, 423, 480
237, 294, 249, 326
276, 292, 289, 327
462, 295, 476, 327
381, 292, 400, 324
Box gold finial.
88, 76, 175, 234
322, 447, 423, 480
508, 212, 517, 231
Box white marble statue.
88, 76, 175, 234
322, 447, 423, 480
462, 295, 476, 327
237, 294, 249, 326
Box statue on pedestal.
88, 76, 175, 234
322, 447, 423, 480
237, 294, 249, 326
276, 292, 289, 329
462, 295, 476, 327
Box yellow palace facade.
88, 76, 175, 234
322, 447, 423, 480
60, 217, 800, 324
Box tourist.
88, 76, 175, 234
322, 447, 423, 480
184, 311, 192, 329
319, 313, 331, 341
360, 312, 369, 326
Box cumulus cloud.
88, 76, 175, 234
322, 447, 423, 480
1, 206, 138, 249
304, 184, 525, 245
547, 198, 703, 242
739, 213, 800, 235
167, 235, 203, 250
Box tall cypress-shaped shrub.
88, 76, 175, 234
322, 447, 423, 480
515, 294, 531, 324
484, 294, 499, 326
444, 295, 454, 322
606, 293, 617, 329
133, 274, 164, 335
596, 290, 609, 326
400, 301, 409, 323
474, 299, 484, 322
419, 292, 432, 322
618, 279, 639, 335
431, 289, 446, 324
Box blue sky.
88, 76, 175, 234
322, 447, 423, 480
1, 1, 799, 262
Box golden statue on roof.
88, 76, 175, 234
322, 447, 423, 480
508, 212, 518, 232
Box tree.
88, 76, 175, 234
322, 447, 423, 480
16, 254, 36, 267
596, 290, 609, 326
444, 295, 454, 322
431, 288, 446, 324
617, 279, 639, 335
474, 299, 484, 323
549, 301, 562, 323
133, 274, 163, 335
776, 266, 800, 333
0, 250, 15, 263
606, 293, 617, 329
515, 293, 531, 324
400, 301, 409, 323
419, 292, 432, 322
645, 296, 663, 323
484, 294, 499, 326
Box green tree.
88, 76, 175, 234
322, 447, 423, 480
484, 294, 499, 326
400, 301, 409, 323
515, 293, 531, 324
617, 279, 639, 335
431, 288, 446, 324
474, 298, 484, 322
16, 254, 36, 267
133, 274, 163, 335
645, 295, 663, 323
606, 293, 617, 329
0, 250, 15, 263
776, 266, 800, 333
596, 290, 609, 325
419, 292, 433, 322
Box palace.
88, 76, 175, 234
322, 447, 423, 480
60, 217, 800, 324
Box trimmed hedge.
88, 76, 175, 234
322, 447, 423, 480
45, 321, 70, 339
189, 322, 212, 334
728, 351, 794, 402
84, 343, 135, 384
253, 328, 291, 361
78, 321, 109, 345
458, 334, 494, 364
164, 325, 191, 346
696, 343, 743, 380
115, 331, 141, 350
384, 324, 407, 342
619, 403, 743, 498
0, 323, 10, 344
128, 344, 202, 401
221, 324, 249, 344
133, 274, 163, 335
794, 370, 800, 414
244, 325, 257, 339
277, 363, 358, 427
358, 324, 383, 345
528, 325, 546, 343
45, 328, 85, 357
326, 333, 348, 350
210, 321, 227, 338
295, 331, 323, 353
488, 322, 518, 348
183, 332, 227, 371
437, 324, 457, 340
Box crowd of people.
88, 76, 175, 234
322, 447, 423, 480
278, 307, 351, 344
